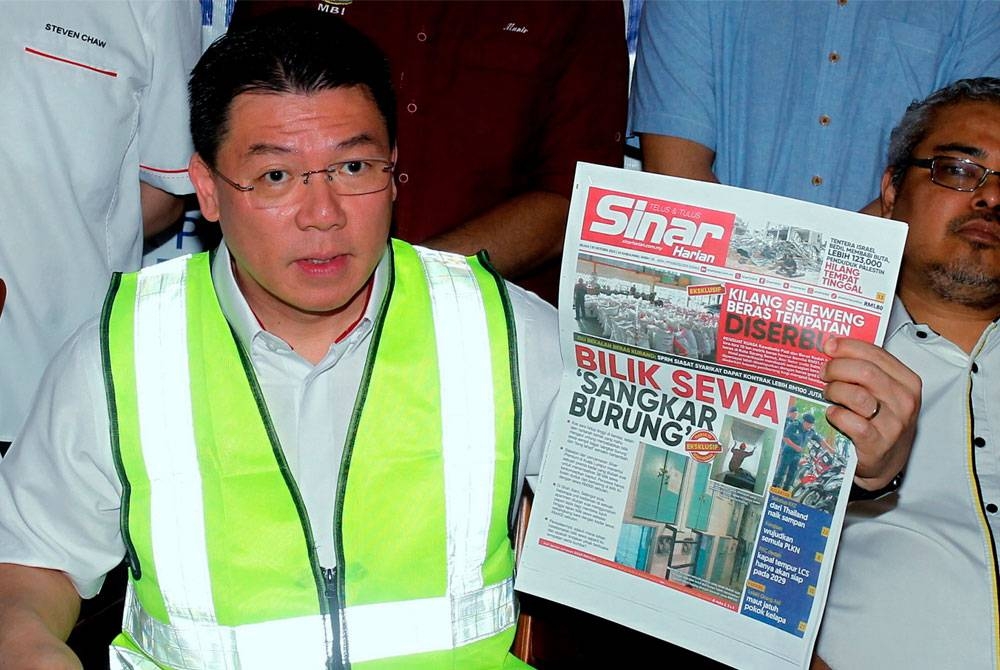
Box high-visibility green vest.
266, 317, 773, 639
101, 240, 531, 669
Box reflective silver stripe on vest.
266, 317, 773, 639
121, 583, 331, 670
120, 577, 512, 667
109, 645, 165, 670
344, 578, 514, 662
133, 258, 218, 626
413, 247, 495, 597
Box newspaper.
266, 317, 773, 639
516, 163, 908, 670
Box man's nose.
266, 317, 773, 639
973, 169, 1000, 210
295, 174, 348, 230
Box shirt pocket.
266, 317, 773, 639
9, 14, 147, 197
869, 19, 946, 97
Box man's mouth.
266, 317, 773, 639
295, 254, 348, 273
952, 214, 1000, 246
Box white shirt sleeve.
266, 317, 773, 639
0, 319, 124, 599
506, 284, 562, 493
135, 0, 201, 195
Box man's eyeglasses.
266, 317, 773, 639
213, 158, 394, 208
907, 156, 1000, 192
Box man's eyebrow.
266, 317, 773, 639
933, 142, 985, 159
246, 142, 292, 157
336, 133, 382, 151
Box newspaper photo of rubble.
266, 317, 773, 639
726, 220, 826, 284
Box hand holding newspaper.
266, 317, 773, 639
516, 164, 907, 670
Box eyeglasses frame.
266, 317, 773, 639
212, 159, 395, 198
907, 155, 1000, 192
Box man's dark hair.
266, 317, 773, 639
886, 77, 1000, 191
189, 9, 396, 168
802, 413, 815, 424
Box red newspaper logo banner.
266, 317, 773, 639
718, 285, 879, 386
582, 187, 734, 265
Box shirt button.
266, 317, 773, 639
416, 31, 428, 42
916, 330, 928, 339
811, 175, 823, 186
397, 172, 410, 184
972, 362, 980, 373
819, 114, 831, 126
974, 436, 986, 448
828, 51, 841, 63
838, 0, 848, 5
987, 503, 999, 514
406, 102, 418, 114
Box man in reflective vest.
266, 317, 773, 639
0, 12, 560, 669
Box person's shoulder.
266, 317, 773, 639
503, 282, 561, 413
504, 282, 558, 338
57, 315, 104, 368
19, 313, 106, 436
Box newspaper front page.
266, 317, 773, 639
516, 164, 908, 669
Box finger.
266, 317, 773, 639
822, 336, 920, 389
820, 344, 921, 422
824, 381, 918, 486
824, 367, 912, 443
818, 337, 921, 487
825, 408, 902, 485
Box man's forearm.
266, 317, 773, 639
0, 564, 82, 670
639, 133, 719, 184
421, 191, 569, 279
140, 181, 186, 239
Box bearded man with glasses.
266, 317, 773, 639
815, 77, 1000, 670
0, 12, 561, 669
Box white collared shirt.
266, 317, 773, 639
0, 2, 200, 442
818, 297, 1000, 669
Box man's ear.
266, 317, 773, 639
880, 169, 898, 218
189, 153, 220, 222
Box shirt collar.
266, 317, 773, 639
886, 292, 1000, 355
211, 242, 391, 356
884, 295, 915, 343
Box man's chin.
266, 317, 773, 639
927, 261, 1000, 310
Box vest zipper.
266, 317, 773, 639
328, 244, 398, 670
323, 567, 345, 670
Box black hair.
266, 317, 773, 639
886, 77, 1000, 191
189, 9, 396, 168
